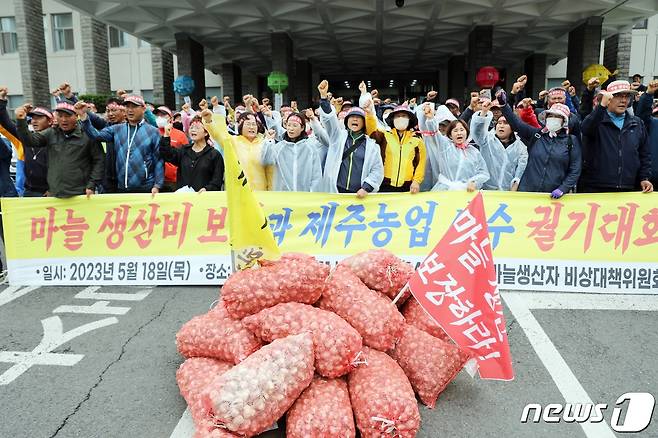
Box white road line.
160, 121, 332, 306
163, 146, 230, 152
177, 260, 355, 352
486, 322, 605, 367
0, 286, 40, 308
503, 292, 617, 438
507, 291, 658, 311
74, 286, 152, 302
169, 408, 194, 438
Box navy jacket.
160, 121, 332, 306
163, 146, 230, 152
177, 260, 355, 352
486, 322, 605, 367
502, 104, 582, 193
580, 105, 652, 190
635, 92, 658, 185
0, 138, 17, 198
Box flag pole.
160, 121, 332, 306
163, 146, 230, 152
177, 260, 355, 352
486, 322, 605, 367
391, 283, 409, 306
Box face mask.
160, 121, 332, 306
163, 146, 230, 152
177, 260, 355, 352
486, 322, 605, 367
545, 117, 562, 132
394, 118, 409, 131
156, 116, 168, 128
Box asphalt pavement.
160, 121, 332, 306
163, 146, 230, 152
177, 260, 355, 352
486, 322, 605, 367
0, 285, 656, 438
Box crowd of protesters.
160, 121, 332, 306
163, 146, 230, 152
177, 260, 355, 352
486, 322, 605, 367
0, 70, 655, 203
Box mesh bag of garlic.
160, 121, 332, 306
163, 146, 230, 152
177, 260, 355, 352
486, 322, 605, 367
242, 302, 363, 378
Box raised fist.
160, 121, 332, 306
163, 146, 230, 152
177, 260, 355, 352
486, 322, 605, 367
200, 108, 213, 123
587, 77, 600, 91
317, 80, 329, 98
199, 99, 208, 111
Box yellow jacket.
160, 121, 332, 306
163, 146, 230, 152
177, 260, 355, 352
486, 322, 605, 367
365, 112, 426, 187
203, 114, 273, 191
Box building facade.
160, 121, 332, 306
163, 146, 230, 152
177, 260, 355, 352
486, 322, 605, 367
0, 0, 656, 110
0, 0, 222, 109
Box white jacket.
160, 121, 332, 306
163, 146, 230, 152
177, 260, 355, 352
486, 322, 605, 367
261, 136, 323, 192
416, 106, 490, 191
470, 112, 529, 191
317, 106, 384, 193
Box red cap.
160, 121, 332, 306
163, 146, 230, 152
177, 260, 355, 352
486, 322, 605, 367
28, 107, 54, 119
123, 94, 146, 107
155, 106, 172, 118
54, 102, 76, 115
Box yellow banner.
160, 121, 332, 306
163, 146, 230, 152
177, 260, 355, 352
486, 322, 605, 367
2, 192, 658, 290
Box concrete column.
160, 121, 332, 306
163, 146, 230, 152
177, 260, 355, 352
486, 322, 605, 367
447, 55, 466, 103
604, 31, 632, 80
438, 68, 449, 103
79, 16, 111, 95
467, 25, 494, 91
14, 0, 50, 106
151, 46, 175, 108
222, 63, 242, 103
271, 32, 295, 102
175, 33, 206, 107
567, 17, 603, 95
241, 70, 258, 96
524, 54, 547, 98
294, 60, 312, 108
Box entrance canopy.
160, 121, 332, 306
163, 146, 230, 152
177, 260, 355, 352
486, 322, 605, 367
56, 0, 656, 75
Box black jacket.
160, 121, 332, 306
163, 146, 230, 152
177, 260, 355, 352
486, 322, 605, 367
0, 138, 17, 198
0, 99, 48, 193
160, 138, 224, 191
502, 104, 582, 193
580, 105, 652, 190
16, 119, 105, 198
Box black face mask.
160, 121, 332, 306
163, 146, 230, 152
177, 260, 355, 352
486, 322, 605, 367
173, 122, 184, 131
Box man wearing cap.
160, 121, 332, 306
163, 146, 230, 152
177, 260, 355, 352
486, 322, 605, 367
0, 87, 52, 197
154, 105, 188, 192
78, 94, 163, 195
22, 106, 53, 197
316, 80, 383, 196
581, 80, 653, 193
15, 102, 104, 198
75, 97, 128, 193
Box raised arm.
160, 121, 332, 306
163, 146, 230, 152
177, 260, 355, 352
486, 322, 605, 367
581, 91, 611, 138
76, 102, 116, 143
498, 91, 541, 142
201, 106, 232, 151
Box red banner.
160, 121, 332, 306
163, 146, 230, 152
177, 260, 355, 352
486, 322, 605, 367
407, 192, 514, 380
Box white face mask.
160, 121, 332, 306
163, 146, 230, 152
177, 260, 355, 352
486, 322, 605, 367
156, 116, 168, 128
394, 117, 409, 131
545, 117, 562, 133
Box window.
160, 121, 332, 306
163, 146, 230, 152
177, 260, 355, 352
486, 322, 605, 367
633, 18, 648, 30
138, 39, 150, 48
108, 27, 128, 48
0, 17, 18, 54
52, 13, 74, 51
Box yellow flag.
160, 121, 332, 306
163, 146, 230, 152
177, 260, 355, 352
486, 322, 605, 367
223, 139, 280, 270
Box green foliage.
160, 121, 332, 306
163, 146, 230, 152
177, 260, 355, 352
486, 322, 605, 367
78, 94, 112, 113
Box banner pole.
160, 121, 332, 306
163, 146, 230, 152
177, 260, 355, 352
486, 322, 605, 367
391, 283, 409, 306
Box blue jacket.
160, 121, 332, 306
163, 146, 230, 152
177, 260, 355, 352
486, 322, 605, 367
81, 118, 164, 191
581, 105, 652, 190
502, 104, 582, 193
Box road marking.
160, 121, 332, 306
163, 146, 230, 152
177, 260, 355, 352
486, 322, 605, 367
169, 408, 194, 438
74, 286, 152, 302
0, 286, 40, 308
53, 301, 131, 315
0, 316, 118, 385
507, 291, 658, 311
503, 292, 617, 438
